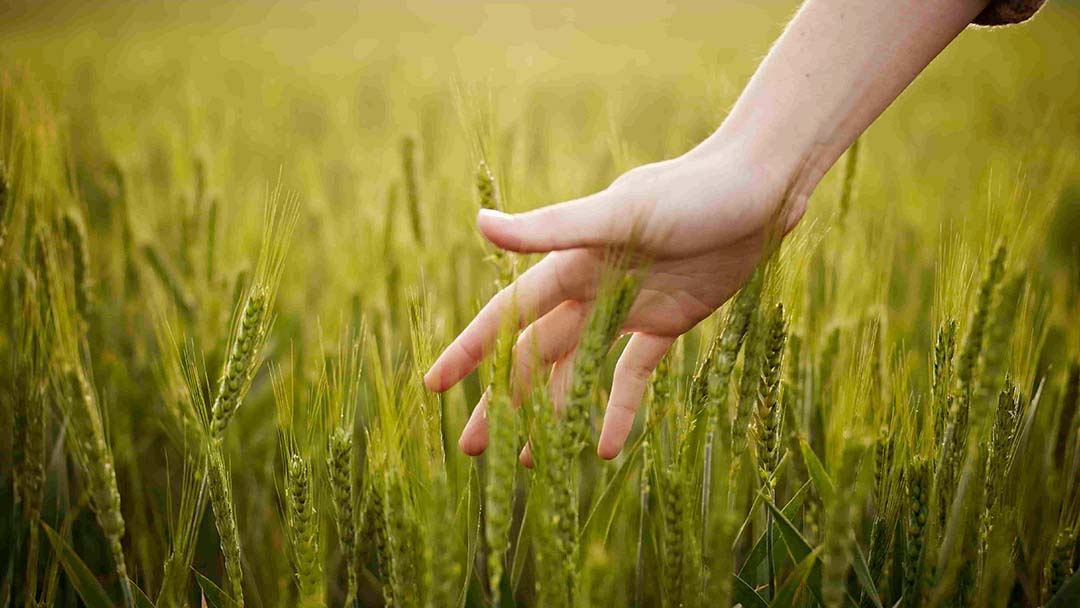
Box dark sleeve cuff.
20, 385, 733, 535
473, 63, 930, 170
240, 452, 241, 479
972, 0, 1047, 26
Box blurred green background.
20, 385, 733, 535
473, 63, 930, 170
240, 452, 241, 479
2, 1, 1080, 606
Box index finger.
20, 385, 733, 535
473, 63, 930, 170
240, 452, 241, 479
423, 250, 596, 392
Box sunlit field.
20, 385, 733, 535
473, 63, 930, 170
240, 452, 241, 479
2, 1, 1080, 606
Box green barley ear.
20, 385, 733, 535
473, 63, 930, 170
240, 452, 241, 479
287, 454, 323, 606
322, 327, 363, 606
932, 319, 959, 442
563, 258, 642, 454
986, 378, 1021, 514
177, 339, 245, 606
12, 368, 46, 604
956, 241, 1007, 395
701, 266, 764, 547
476, 160, 497, 210
977, 273, 1024, 403
40, 224, 135, 608
476, 160, 513, 287
755, 302, 787, 488
402, 135, 423, 243
904, 457, 932, 608
425, 469, 462, 608
208, 447, 245, 606
383, 468, 423, 607
731, 304, 764, 506
274, 368, 325, 607
60, 208, 91, 319
753, 304, 786, 600
485, 314, 517, 603
210, 185, 299, 443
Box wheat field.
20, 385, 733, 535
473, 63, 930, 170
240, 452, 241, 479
2, 1, 1080, 607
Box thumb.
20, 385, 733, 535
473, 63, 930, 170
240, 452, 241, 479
477, 190, 621, 253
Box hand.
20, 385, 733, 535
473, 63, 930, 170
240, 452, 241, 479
423, 139, 805, 462
424, 0, 988, 465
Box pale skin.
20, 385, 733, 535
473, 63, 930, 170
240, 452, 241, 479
423, 0, 994, 464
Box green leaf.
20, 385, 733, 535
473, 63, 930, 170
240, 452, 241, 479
41, 522, 114, 608
459, 461, 482, 608
851, 541, 883, 608
798, 437, 836, 503
739, 480, 810, 578
732, 573, 769, 608
130, 580, 156, 608
1048, 567, 1080, 607
193, 570, 239, 608
511, 480, 534, 593
763, 495, 824, 606
770, 546, 822, 607
581, 433, 645, 554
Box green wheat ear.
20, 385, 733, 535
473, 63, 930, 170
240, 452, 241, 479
209, 184, 299, 443
476, 159, 514, 287
60, 209, 91, 319
273, 367, 325, 607
485, 314, 517, 604
176, 336, 246, 607
956, 240, 1007, 395
322, 326, 363, 606
755, 302, 787, 487
904, 457, 932, 608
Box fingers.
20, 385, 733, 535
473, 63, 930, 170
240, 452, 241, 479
512, 301, 587, 402
458, 302, 586, 457
597, 333, 673, 460
520, 351, 576, 468
477, 190, 621, 254
424, 251, 595, 393
459, 389, 490, 456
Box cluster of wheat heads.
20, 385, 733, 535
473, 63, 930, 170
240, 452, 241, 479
2, 54, 1080, 608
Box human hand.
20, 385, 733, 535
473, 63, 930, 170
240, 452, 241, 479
423, 138, 806, 463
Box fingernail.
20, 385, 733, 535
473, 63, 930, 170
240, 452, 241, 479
478, 208, 512, 225
423, 368, 440, 391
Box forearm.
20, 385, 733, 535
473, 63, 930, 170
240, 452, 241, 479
700, 0, 990, 201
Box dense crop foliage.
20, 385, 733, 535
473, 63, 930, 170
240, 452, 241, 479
2, 2, 1080, 607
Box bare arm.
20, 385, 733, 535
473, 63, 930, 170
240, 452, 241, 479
428, 0, 993, 462
699, 0, 992, 214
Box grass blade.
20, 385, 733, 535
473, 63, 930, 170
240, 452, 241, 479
733, 573, 769, 608
581, 434, 645, 551
762, 495, 824, 606
131, 580, 156, 608
851, 540, 882, 608
798, 437, 836, 503
1048, 568, 1080, 608
193, 569, 240, 608
41, 522, 113, 608
770, 546, 823, 607
739, 480, 810, 578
